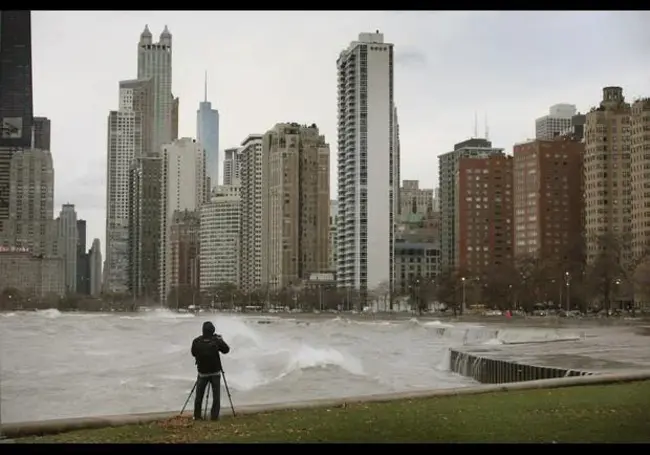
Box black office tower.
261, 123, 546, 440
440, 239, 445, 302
0, 10, 33, 147
0, 11, 33, 226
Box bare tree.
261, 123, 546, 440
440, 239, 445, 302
482, 264, 517, 311
373, 280, 391, 312
435, 267, 460, 316
584, 233, 627, 314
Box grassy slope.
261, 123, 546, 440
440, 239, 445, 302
23, 381, 650, 443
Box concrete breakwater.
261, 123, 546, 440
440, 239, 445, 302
449, 348, 594, 384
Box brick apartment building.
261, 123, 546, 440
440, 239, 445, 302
513, 137, 585, 269
456, 153, 514, 278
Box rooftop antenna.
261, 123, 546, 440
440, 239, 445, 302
484, 112, 490, 140
204, 70, 208, 102
473, 111, 478, 138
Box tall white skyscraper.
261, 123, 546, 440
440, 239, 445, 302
59, 203, 78, 294
197, 73, 219, 189
238, 134, 263, 292
535, 103, 577, 140
336, 31, 396, 301
159, 138, 206, 304
200, 185, 241, 291
105, 78, 152, 293
137, 25, 174, 157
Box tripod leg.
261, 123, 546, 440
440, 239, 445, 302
180, 380, 198, 416
203, 384, 210, 420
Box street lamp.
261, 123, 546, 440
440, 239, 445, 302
564, 272, 571, 312
461, 277, 466, 315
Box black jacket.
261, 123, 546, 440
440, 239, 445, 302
191, 322, 230, 374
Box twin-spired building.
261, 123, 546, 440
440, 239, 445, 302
336, 31, 398, 302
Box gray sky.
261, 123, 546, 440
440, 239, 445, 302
31, 11, 650, 256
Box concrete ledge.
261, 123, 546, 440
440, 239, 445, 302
449, 348, 596, 383
4, 370, 650, 440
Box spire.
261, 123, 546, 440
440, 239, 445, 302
141, 24, 152, 37
140, 24, 152, 45
161, 25, 171, 37
204, 70, 208, 102
473, 111, 478, 138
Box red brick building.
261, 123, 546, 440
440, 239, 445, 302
456, 153, 514, 277
512, 137, 584, 268
169, 210, 200, 297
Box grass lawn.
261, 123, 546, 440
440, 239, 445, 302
22, 381, 650, 443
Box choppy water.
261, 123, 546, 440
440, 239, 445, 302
0, 309, 584, 424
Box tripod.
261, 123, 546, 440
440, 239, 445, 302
179, 370, 236, 418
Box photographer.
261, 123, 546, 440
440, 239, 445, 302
191, 321, 231, 421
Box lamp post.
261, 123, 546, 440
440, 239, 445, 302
564, 272, 571, 312
461, 277, 466, 315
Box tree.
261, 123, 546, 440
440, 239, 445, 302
513, 254, 549, 313
584, 233, 627, 314
632, 255, 650, 313
482, 264, 518, 311
435, 268, 461, 315
373, 280, 392, 312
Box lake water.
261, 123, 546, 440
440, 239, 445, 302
0, 309, 583, 424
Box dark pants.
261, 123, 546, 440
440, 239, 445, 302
194, 373, 221, 420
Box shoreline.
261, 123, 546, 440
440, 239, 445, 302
4, 371, 650, 439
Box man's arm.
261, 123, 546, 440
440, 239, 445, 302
215, 335, 230, 354
191, 338, 198, 358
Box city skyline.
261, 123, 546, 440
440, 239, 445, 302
28, 11, 650, 256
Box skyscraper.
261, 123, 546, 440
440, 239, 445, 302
0, 11, 33, 227
261, 123, 330, 290
336, 32, 396, 302
535, 104, 577, 140
197, 73, 219, 190
223, 147, 241, 186
105, 78, 153, 293
159, 138, 206, 304
59, 204, 78, 294
32, 117, 51, 151
137, 25, 174, 157
0, 11, 33, 149
438, 138, 504, 270
90, 238, 103, 297
0, 149, 55, 256
239, 134, 264, 292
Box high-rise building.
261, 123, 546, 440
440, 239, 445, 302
137, 25, 174, 158
393, 106, 401, 216
584, 87, 632, 264
169, 209, 200, 304
159, 138, 205, 304
438, 138, 504, 270
197, 74, 219, 190
456, 153, 514, 277
329, 200, 338, 272
59, 204, 78, 294
631, 98, 650, 309
0, 11, 33, 149
399, 180, 433, 221
90, 238, 103, 297
32, 117, 51, 151
0, 11, 33, 228
105, 78, 153, 293
200, 185, 241, 291
223, 147, 241, 186
261, 123, 330, 290
0, 149, 56, 256
239, 134, 263, 292
432, 187, 440, 213
535, 104, 578, 140
336, 31, 396, 300
128, 155, 161, 300
630, 98, 650, 259
513, 137, 585, 267
76, 219, 91, 294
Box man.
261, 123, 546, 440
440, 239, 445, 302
191, 321, 231, 420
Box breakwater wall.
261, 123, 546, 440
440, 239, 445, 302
449, 348, 595, 384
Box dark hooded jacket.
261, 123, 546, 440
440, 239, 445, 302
191, 321, 231, 374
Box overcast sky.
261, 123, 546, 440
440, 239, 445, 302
31, 11, 650, 257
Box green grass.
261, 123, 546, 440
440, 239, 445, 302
21, 381, 650, 443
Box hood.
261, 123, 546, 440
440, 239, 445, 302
202, 321, 216, 337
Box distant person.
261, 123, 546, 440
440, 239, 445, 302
191, 321, 230, 421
